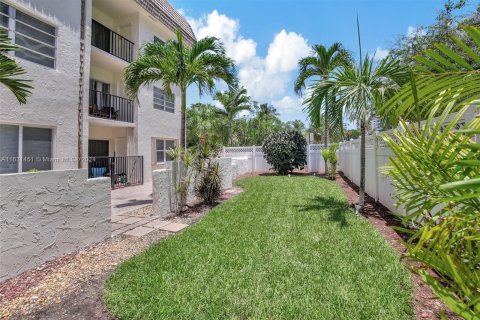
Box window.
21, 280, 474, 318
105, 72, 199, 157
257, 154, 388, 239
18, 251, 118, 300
0, 1, 56, 68
153, 87, 175, 113
0, 124, 19, 174
0, 124, 52, 174
155, 139, 175, 163
153, 36, 164, 45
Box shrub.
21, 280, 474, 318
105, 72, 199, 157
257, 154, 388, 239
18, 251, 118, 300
168, 146, 195, 214
321, 144, 338, 180
262, 130, 307, 174
195, 161, 222, 205
192, 143, 223, 205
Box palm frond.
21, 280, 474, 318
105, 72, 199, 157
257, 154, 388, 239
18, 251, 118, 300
0, 29, 32, 104
382, 26, 480, 124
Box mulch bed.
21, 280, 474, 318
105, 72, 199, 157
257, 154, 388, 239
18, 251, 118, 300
335, 172, 458, 320
0, 173, 458, 320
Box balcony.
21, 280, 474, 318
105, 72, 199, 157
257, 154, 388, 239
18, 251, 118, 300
89, 90, 134, 123
91, 20, 134, 62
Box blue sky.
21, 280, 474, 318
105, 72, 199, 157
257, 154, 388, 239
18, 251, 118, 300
171, 0, 474, 124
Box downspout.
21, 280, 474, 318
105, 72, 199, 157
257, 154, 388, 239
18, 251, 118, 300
77, 0, 87, 168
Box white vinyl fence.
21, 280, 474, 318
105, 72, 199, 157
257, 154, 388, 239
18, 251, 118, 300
221, 144, 327, 175
339, 106, 479, 215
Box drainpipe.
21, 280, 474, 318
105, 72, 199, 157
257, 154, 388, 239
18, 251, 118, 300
77, 0, 87, 168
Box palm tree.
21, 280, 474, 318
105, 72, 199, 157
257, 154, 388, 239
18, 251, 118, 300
124, 30, 236, 148
0, 29, 32, 104
380, 26, 480, 318
307, 54, 408, 210
213, 86, 251, 145
294, 43, 351, 172
255, 102, 279, 119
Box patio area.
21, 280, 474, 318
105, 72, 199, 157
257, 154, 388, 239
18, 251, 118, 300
111, 182, 153, 216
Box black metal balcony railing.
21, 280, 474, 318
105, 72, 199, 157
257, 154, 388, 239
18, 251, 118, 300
88, 156, 143, 189
92, 20, 134, 62
89, 90, 134, 123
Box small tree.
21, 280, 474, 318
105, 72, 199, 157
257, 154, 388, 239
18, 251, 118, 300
321, 144, 339, 180
168, 146, 195, 214
262, 130, 307, 175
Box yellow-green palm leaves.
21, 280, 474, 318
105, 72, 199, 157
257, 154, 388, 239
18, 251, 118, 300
381, 104, 480, 319
381, 26, 480, 125
124, 30, 236, 147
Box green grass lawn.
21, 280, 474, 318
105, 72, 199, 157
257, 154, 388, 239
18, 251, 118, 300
105, 176, 413, 319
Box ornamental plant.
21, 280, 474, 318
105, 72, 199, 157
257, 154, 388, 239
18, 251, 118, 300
382, 104, 480, 319
194, 143, 222, 205
321, 144, 338, 180
168, 146, 195, 214
262, 130, 307, 175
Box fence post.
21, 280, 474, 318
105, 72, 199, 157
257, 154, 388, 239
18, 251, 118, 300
373, 132, 379, 202
222, 146, 226, 158
307, 144, 311, 172
252, 145, 256, 172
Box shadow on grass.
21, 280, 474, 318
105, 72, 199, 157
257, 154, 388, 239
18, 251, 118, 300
295, 196, 352, 228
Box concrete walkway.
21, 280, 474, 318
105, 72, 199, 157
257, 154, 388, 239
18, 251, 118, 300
110, 182, 189, 237
111, 182, 153, 216
112, 214, 188, 237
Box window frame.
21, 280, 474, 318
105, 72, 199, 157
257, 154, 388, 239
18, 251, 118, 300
153, 86, 175, 113
153, 35, 164, 45
155, 139, 176, 164
0, 123, 53, 174
0, 1, 57, 69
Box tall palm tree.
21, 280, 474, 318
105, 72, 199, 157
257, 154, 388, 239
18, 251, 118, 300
294, 43, 351, 172
0, 29, 32, 104
307, 55, 408, 210
213, 86, 251, 145
125, 30, 236, 148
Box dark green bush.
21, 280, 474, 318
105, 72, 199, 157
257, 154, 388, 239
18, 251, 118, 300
262, 130, 307, 174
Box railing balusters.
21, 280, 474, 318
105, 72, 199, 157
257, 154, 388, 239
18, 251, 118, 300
88, 155, 144, 189
92, 20, 134, 63
89, 89, 133, 123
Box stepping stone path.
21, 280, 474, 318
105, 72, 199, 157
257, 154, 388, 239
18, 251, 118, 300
111, 215, 189, 238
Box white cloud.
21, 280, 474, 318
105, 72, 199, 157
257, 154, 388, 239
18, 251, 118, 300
407, 26, 416, 38
177, 8, 186, 17
265, 30, 310, 74
406, 25, 426, 38
186, 10, 309, 109
187, 10, 256, 64
274, 95, 303, 110
373, 46, 389, 61
238, 30, 309, 101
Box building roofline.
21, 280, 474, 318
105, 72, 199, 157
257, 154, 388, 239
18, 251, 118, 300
134, 0, 196, 45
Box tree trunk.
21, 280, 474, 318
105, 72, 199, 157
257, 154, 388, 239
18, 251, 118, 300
77, 0, 86, 168
323, 102, 328, 175
359, 117, 366, 209
180, 88, 187, 149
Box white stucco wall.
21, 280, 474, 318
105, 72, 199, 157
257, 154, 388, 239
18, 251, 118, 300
135, 13, 182, 182
152, 158, 234, 217
0, 169, 110, 281
214, 158, 233, 189
0, 0, 92, 171
88, 7, 183, 183
152, 168, 171, 217
232, 158, 251, 177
